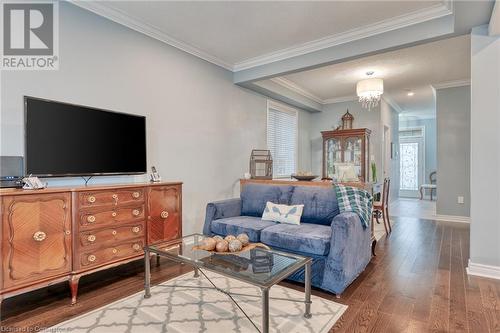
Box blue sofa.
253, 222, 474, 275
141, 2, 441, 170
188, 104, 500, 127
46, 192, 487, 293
203, 183, 371, 295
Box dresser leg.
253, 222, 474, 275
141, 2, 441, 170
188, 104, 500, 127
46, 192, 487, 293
0, 296, 4, 321
371, 239, 377, 256
156, 253, 161, 266
70, 276, 80, 305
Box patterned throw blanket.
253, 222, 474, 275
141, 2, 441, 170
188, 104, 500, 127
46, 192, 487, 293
334, 185, 373, 229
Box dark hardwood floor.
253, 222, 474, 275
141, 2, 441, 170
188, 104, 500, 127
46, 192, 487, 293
1, 216, 499, 332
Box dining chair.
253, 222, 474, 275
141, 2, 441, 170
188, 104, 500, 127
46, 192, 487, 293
373, 178, 391, 234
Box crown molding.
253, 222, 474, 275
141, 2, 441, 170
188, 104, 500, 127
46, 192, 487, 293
270, 77, 358, 105
270, 78, 324, 104
432, 79, 471, 90
382, 95, 403, 113
323, 96, 358, 105
70, 1, 233, 71
488, 0, 499, 36
233, 1, 454, 72
71, 0, 454, 76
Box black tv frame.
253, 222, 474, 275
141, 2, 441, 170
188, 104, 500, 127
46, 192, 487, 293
24, 96, 147, 177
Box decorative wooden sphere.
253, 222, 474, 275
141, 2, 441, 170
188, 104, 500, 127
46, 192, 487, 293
202, 238, 217, 251
237, 233, 250, 246
228, 239, 243, 252
225, 235, 236, 242
213, 235, 223, 241
215, 240, 229, 252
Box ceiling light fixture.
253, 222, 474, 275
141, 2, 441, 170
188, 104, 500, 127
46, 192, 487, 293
356, 72, 383, 111
407, 91, 415, 96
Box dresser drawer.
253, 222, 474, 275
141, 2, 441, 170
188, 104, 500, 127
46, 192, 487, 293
78, 239, 144, 269
79, 205, 145, 229
79, 223, 145, 248
79, 188, 144, 208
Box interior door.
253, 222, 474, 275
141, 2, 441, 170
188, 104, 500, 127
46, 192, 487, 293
399, 136, 424, 197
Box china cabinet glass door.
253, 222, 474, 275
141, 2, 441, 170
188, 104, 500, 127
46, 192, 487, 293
344, 137, 362, 179
325, 138, 341, 178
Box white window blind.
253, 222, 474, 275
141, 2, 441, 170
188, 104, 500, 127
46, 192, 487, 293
267, 102, 297, 178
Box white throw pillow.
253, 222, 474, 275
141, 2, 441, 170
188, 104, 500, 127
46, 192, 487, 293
262, 201, 304, 225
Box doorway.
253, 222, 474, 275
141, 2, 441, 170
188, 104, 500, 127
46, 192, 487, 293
399, 127, 424, 198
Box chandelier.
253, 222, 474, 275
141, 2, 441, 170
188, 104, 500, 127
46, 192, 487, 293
356, 72, 383, 110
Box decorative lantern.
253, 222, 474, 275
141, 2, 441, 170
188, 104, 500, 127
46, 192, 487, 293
249, 150, 273, 179
341, 109, 354, 129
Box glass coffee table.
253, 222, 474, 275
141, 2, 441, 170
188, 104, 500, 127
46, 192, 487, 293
144, 234, 312, 333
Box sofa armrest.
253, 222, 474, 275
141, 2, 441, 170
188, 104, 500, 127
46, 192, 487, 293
323, 212, 371, 294
202, 198, 242, 235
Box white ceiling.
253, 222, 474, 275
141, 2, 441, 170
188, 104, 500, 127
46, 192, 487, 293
83, 0, 445, 69
279, 35, 471, 118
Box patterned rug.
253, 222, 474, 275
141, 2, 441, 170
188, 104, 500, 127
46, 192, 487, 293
49, 271, 347, 333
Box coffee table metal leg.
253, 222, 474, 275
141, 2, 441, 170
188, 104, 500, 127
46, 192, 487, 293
144, 248, 151, 298
261, 287, 269, 333
304, 261, 312, 318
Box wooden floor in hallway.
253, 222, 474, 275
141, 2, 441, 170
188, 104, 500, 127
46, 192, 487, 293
1, 216, 499, 332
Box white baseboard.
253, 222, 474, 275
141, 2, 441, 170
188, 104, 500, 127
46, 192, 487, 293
467, 260, 500, 280
434, 214, 470, 223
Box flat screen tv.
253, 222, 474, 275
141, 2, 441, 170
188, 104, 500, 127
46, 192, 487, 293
25, 96, 146, 177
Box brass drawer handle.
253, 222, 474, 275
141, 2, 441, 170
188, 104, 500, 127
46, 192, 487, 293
161, 211, 169, 219
88, 254, 96, 262
132, 243, 141, 251
132, 209, 140, 216
87, 215, 96, 223
65, 230, 71, 235
132, 191, 140, 199
87, 235, 96, 242
112, 230, 117, 236
112, 248, 118, 254
112, 194, 118, 199
132, 226, 140, 233
87, 196, 96, 203
33, 231, 46, 242
111, 212, 117, 217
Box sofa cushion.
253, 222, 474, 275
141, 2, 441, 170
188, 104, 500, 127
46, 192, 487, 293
260, 223, 332, 256
290, 186, 339, 225
211, 216, 278, 242
241, 184, 294, 217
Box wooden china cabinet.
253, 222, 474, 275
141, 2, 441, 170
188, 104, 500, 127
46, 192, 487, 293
322, 128, 371, 182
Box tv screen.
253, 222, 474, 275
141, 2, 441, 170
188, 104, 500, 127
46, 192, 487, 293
25, 97, 146, 177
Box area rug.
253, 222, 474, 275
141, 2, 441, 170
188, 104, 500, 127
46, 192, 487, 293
48, 271, 347, 333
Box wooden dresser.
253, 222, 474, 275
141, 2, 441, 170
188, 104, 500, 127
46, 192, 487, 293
0, 182, 182, 307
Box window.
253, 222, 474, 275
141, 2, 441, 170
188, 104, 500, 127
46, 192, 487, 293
399, 128, 423, 138
267, 101, 298, 178
400, 142, 419, 190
